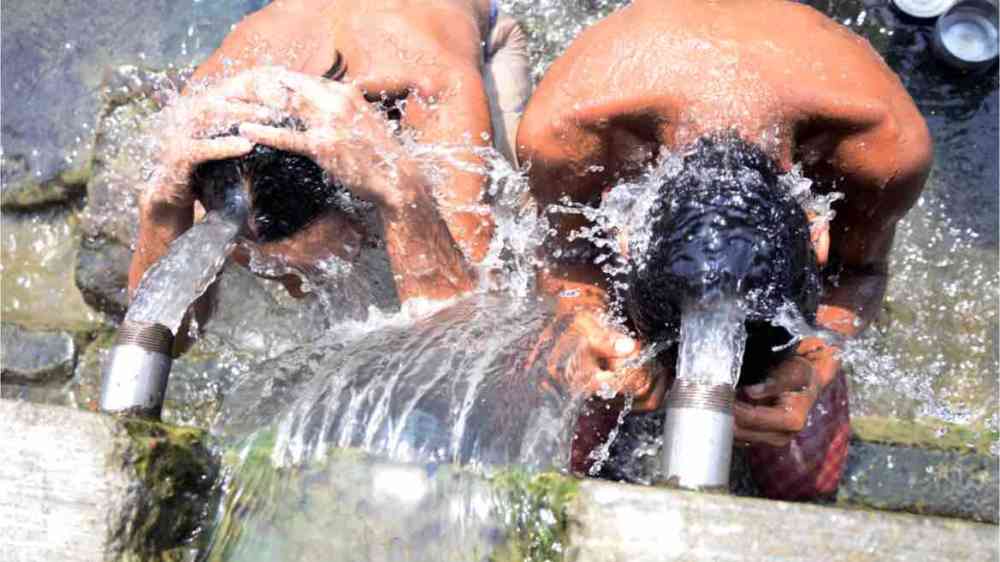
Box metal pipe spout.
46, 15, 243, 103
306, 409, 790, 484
660, 380, 735, 490
99, 321, 174, 419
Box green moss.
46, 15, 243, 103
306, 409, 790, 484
851, 415, 997, 455
118, 418, 218, 562
489, 469, 579, 562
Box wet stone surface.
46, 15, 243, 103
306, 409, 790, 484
0, 0, 266, 209
70, 330, 253, 428
802, 0, 999, 431
80, 65, 180, 247
839, 440, 999, 523
0, 208, 105, 332
0, 324, 77, 385
601, 408, 998, 523
75, 236, 132, 321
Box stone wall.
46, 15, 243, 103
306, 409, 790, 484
0, 401, 996, 562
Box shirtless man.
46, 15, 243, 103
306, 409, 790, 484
129, 0, 531, 319
517, 0, 932, 498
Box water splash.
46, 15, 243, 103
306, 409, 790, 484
676, 302, 748, 387
126, 210, 244, 333
216, 296, 581, 472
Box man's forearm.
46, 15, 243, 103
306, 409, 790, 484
799, 268, 888, 388
381, 176, 476, 302
817, 267, 889, 338
128, 190, 194, 298
401, 63, 495, 264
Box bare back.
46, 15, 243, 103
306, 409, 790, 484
517, 0, 932, 274
189, 0, 497, 261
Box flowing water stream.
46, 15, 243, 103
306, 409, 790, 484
675, 303, 747, 388
126, 210, 244, 334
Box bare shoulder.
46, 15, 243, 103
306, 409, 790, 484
516, 6, 636, 172
773, 3, 932, 183
189, 0, 335, 84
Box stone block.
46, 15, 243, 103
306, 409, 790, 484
0, 401, 216, 562
75, 236, 132, 321
1, 208, 104, 332
0, 324, 77, 385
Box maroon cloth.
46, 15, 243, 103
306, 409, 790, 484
746, 370, 851, 501
571, 371, 851, 499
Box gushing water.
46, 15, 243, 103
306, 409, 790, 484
216, 296, 578, 471
202, 296, 585, 561
126, 209, 244, 333
676, 302, 748, 387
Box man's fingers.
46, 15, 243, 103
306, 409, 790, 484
188, 99, 281, 131
210, 68, 305, 115
733, 426, 793, 448
733, 396, 810, 434
214, 67, 358, 120
239, 124, 314, 156
743, 356, 813, 400
574, 314, 636, 361
187, 136, 254, 164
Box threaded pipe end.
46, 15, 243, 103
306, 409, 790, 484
115, 321, 174, 354
665, 381, 734, 414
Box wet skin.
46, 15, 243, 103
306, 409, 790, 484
517, 0, 932, 447
129, 0, 501, 327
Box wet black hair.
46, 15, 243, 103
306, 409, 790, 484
624, 133, 821, 383
194, 142, 360, 243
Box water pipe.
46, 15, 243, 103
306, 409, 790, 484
100, 172, 249, 420
660, 380, 735, 489
99, 322, 175, 418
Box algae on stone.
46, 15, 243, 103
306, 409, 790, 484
114, 417, 219, 562
851, 415, 998, 456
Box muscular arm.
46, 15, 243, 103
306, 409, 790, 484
129, 5, 310, 298
348, 5, 495, 263
131, 2, 491, 306
808, 91, 932, 385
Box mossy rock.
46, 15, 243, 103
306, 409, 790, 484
115, 417, 219, 561
851, 415, 997, 456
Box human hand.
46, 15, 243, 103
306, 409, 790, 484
142, 88, 279, 211
218, 67, 415, 214
527, 307, 666, 412
733, 337, 839, 447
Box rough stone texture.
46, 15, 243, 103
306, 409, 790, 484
0, 0, 266, 209
1, 401, 996, 562
0, 400, 216, 562
0, 208, 105, 332
79, 65, 176, 247
0, 324, 77, 384
851, 414, 996, 456
602, 409, 999, 523
75, 236, 132, 320
839, 440, 999, 524
569, 479, 998, 562
206, 436, 999, 562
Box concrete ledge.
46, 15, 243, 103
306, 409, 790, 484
0, 400, 216, 562
572, 480, 997, 562
1, 401, 996, 562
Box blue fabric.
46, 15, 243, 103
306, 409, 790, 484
489, 0, 499, 33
